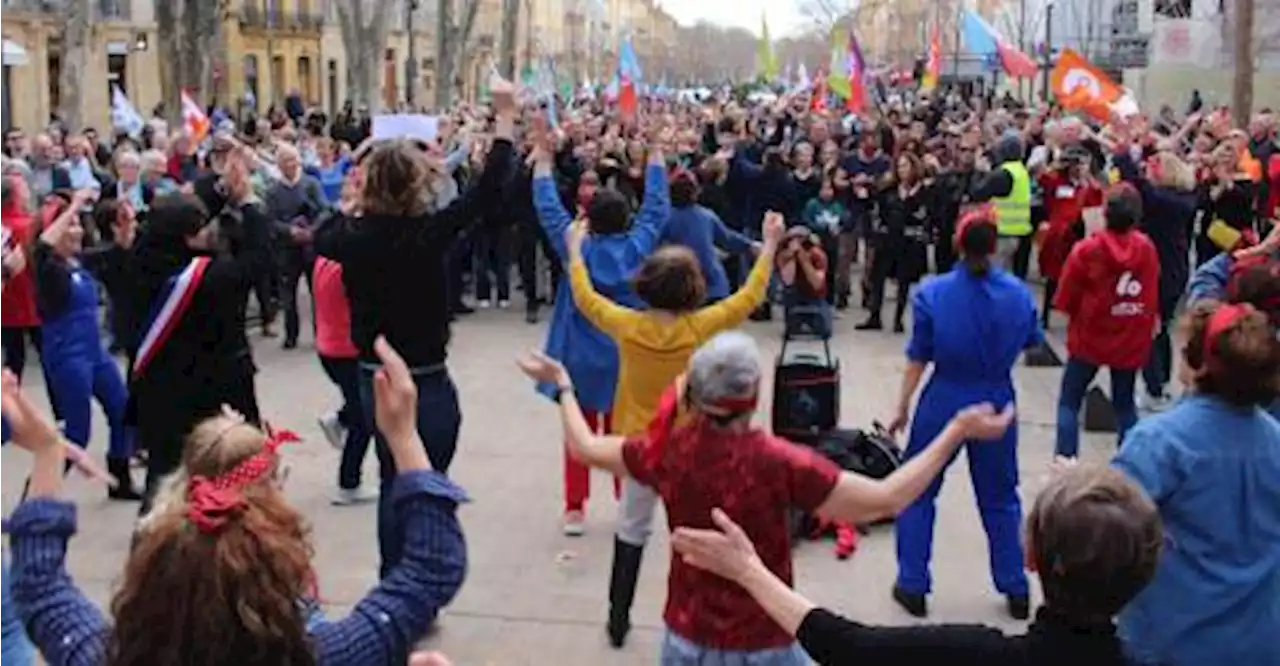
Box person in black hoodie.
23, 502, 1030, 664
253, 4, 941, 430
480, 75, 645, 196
313, 77, 517, 577
671, 464, 1162, 666
128, 155, 272, 513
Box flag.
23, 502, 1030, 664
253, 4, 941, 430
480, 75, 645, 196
181, 90, 209, 142
826, 27, 853, 101
617, 36, 642, 116
757, 12, 778, 82
111, 85, 145, 137
961, 10, 1037, 78
1050, 48, 1123, 121
828, 28, 868, 112
921, 22, 942, 91
793, 63, 812, 95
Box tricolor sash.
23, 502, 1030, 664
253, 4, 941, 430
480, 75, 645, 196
133, 257, 211, 379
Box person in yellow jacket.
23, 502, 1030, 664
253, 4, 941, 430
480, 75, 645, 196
971, 134, 1034, 278
564, 209, 784, 648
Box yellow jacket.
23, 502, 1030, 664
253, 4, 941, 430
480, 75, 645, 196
568, 248, 773, 436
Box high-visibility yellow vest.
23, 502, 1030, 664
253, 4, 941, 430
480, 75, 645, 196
994, 161, 1033, 237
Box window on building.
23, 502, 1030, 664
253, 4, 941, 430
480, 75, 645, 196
244, 54, 260, 110
106, 53, 127, 102
297, 56, 312, 102
47, 49, 61, 117
383, 48, 397, 108
271, 55, 285, 102
327, 59, 338, 117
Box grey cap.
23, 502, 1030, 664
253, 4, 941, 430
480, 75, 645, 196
687, 331, 762, 412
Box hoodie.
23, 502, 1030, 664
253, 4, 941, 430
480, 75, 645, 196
532, 163, 671, 413
1054, 229, 1160, 369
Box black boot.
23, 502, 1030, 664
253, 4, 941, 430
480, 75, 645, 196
607, 538, 644, 648
892, 585, 928, 618
855, 315, 883, 331
107, 457, 143, 501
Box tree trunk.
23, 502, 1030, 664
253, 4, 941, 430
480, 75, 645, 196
1232, 0, 1254, 128
499, 0, 521, 80
58, 0, 93, 131
434, 0, 481, 109
156, 0, 184, 122
338, 0, 394, 114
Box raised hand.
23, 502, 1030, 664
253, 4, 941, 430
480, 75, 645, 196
372, 336, 420, 453
515, 350, 570, 387
762, 211, 785, 247
490, 74, 517, 116
565, 218, 589, 257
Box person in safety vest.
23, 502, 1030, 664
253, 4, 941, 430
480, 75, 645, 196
970, 134, 1033, 279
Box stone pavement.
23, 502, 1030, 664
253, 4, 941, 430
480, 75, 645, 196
0, 303, 1120, 665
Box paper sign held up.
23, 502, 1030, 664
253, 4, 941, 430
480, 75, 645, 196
372, 114, 440, 142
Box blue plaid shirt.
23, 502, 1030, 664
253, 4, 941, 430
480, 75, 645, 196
5, 470, 468, 666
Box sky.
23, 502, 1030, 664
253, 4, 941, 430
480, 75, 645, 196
662, 0, 809, 38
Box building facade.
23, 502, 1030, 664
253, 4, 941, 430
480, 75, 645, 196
223, 0, 326, 113
2, 0, 162, 133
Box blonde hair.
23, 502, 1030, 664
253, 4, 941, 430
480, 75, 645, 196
361, 139, 439, 217
1151, 152, 1196, 192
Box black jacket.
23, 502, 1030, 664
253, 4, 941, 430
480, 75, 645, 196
797, 606, 1134, 666
314, 138, 514, 366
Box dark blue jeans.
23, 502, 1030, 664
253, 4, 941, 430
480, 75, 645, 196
1055, 358, 1138, 457
358, 365, 462, 577
320, 356, 378, 490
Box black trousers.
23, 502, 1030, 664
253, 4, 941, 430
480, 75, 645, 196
1, 326, 60, 419
279, 251, 315, 343
866, 254, 914, 324
517, 220, 561, 312
137, 369, 260, 516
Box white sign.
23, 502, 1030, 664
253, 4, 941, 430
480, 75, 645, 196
371, 114, 439, 142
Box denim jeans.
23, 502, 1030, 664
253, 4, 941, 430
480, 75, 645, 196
320, 356, 377, 490
2, 558, 35, 666
661, 630, 809, 666
1055, 358, 1138, 457
1141, 313, 1175, 397
358, 364, 461, 577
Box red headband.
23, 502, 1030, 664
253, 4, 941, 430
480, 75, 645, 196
186, 425, 300, 535
953, 205, 997, 250
641, 382, 758, 470
1201, 303, 1255, 373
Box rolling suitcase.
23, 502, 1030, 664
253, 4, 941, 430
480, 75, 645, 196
771, 326, 840, 444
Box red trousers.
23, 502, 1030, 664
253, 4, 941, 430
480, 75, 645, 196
565, 410, 620, 512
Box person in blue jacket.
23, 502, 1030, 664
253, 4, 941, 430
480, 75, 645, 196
530, 117, 670, 536
32, 189, 139, 500
660, 171, 756, 302
886, 207, 1040, 620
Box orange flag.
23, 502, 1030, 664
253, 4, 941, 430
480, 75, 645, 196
1051, 49, 1122, 121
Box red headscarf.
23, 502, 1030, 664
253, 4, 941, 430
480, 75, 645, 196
186, 425, 300, 534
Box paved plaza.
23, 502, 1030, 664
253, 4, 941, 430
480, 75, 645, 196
0, 304, 1118, 665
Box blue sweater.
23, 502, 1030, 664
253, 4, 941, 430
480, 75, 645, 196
533, 163, 671, 412
660, 204, 754, 300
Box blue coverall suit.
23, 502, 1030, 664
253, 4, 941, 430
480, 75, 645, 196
894, 265, 1040, 599
37, 249, 131, 460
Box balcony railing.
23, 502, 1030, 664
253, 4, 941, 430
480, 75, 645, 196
96, 0, 128, 20
289, 9, 326, 32
240, 3, 266, 28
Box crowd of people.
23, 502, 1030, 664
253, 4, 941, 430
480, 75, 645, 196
0, 74, 1278, 666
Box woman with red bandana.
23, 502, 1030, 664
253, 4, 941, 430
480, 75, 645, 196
516, 330, 1016, 666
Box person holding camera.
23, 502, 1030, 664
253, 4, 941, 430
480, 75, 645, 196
776, 226, 831, 338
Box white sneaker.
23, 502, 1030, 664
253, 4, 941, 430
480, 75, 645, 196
562, 510, 586, 537
478, 299, 492, 309
497, 299, 511, 309
317, 412, 346, 450
331, 486, 379, 505
1138, 391, 1174, 413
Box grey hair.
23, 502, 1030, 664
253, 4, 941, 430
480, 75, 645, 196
140, 149, 167, 172
686, 331, 762, 413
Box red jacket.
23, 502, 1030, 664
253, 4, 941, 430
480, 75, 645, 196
1037, 171, 1103, 281
1054, 229, 1159, 370
1, 205, 40, 328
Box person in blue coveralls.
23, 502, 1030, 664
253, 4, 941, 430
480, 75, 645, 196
529, 114, 671, 537
31, 189, 140, 500
885, 206, 1040, 621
